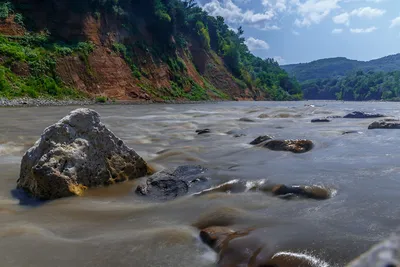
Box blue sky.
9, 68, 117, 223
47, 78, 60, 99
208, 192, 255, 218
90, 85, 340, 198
197, 0, 400, 65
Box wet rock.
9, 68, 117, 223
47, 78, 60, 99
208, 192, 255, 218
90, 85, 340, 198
135, 165, 209, 201
342, 130, 361, 135
226, 130, 246, 138
239, 117, 256, 122
199, 226, 236, 252
346, 230, 400, 267
344, 111, 385, 119
384, 118, 400, 122
250, 135, 273, 145
195, 180, 333, 200
368, 121, 400, 129
199, 227, 327, 267
196, 129, 211, 135
17, 108, 150, 200
327, 115, 342, 119
311, 118, 330, 123
269, 184, 331, 200
258, 113, 269, 119
264, 139, 314, 153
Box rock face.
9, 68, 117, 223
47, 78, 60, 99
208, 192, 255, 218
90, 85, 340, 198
368, 121, 400, 129
344, 111, 385, 119
17, 108, 149, 200
135, 165, 209, 201
264, 139, 314, 153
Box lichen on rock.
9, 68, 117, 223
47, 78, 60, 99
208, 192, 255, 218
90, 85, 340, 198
17, 108, 150, 200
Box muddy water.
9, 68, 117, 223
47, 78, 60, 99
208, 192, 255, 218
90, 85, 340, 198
1, 101, 400, 267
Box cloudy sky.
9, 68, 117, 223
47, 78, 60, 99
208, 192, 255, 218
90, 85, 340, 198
197, 0, 400, 65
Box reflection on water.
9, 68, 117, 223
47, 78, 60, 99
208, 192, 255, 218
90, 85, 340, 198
1, 101, 400, 266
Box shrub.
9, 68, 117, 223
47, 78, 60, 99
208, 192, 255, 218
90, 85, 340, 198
95, 96, 107, 103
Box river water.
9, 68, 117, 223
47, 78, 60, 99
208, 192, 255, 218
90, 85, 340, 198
1, 101, 400, 267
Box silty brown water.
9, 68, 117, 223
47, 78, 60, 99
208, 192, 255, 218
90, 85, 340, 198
1, 101, 400, 267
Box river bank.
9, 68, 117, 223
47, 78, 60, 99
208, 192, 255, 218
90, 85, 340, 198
0, 97, 225, 107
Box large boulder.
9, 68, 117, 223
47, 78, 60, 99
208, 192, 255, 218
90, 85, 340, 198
17, 108, 150, 200
368, 120, 400, 129
344, 111, 385, 119
135, 165, 210, 201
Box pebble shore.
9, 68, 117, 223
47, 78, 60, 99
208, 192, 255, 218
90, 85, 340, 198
0, 98, 222, 107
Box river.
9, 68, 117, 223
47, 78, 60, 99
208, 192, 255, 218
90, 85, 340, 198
1, 101, 399, 267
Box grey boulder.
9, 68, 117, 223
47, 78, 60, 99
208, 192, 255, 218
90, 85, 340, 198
17, 108, 150, 200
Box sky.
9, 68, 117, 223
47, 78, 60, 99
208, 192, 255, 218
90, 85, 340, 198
197, 0, 400, 65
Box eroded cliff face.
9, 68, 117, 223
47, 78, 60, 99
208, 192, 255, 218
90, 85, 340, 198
4, 0, 266, 101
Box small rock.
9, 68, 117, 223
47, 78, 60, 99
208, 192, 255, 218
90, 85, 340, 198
344, 111, 385, 119
196, 129, 211, 135
264, 139, 314, 153
327, 115, 342, 119
239, 118, 255, 122
311, 118, 330, 123
250, 135, 273, 145
226, 130, 246, 138
135, 165, 209, 201
270, 184, 331, 200
384, 118, 400, 122
199, 226, 236, 252
258, 113, 269, 118
368, 121, 400, 129
342, 130, 361, 135
17, 108, 150, 200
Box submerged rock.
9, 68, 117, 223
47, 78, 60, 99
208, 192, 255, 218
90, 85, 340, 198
226, 129, 246, 138
346, 230, 400, 267
196, 129, 211, 135
264, 139, 314, 153
258, 113, 269, 118
195, 179, 333, 200
250, 135, 273, 145
270, 184, 331, 200
239, 117, 255, 122
135, 165, 209, 201
368, 121, 400, 129
311, 118, 331, 123
199, 227, 326, 267
17, 108, 150, 200
344, 111, 385, 119
342, 130, 361, 135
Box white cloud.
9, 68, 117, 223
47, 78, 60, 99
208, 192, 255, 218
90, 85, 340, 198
350, 26, 377, 33
293, 0, 341, 27
332, 28, 343, 34
202, 0, 277, 30
350, 7, 386, 18
244, 37, 270, 51
292, 30, 300, 35
333, 12, 350, 25
262, 0, 287, 12
273, 56, 286, 64
390, 17, 400, 28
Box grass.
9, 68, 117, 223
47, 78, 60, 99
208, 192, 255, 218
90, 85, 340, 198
0, 34, 89, 99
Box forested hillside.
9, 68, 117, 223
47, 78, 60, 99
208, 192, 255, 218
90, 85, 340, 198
283, 54, 400, 100
0, 0, 302, 101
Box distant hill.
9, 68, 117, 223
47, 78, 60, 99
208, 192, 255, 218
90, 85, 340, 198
282, 54, 400, 82
282, 54, 400, 101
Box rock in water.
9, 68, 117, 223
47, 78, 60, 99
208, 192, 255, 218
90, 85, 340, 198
264, 139, 314, 153
17, 108, 149, 200
250, 135, 273, 145
196, 129, 211, 135
344, 111, 385, 119
135, 165, 209, 201
311, 118, 330, 123
368, 121, 400, 129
